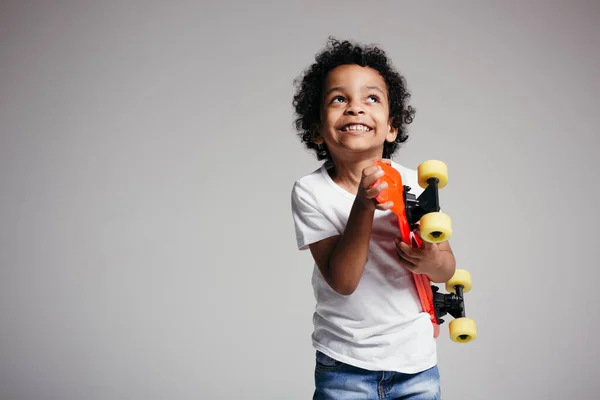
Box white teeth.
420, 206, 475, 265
343, 124, 370, 132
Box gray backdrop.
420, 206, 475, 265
1, 1, 599, 399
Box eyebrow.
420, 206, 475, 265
365, 85, 386, 95
324, 85, 386, 97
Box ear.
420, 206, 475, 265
386, 119, 398, 142
311, 123, 324, 145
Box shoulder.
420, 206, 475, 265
290, 162, 342, 250
391, 160, 415, 175
291, 162, 330, 199
391, 160, 417, 185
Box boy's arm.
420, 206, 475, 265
308, 200, 375, 296
294, 162, 392, 296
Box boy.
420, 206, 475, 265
290, 38, 456, 399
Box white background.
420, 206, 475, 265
1, 1, 599, 399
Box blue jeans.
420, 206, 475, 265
313, 351, 441, 400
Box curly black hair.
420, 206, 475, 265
292, 37, 415, 161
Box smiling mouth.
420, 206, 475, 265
340, 124, 372, 132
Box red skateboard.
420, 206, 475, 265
373, 160, 477, 343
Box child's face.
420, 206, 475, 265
315, 64, 397, 160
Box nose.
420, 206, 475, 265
344, 99, 365, 115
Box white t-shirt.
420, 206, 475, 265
291, 160, 437, 373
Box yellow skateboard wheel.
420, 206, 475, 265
449, 317, 477, 343
417, 160, 448, 189
446, 269, 472, 293
419, 212, 452, 243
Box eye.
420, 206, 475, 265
331, 95, 346, 103
367, 94, 380, 103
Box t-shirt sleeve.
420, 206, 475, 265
291, 180, 340, 250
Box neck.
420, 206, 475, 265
328, 154, 385, 195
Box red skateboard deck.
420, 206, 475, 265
372, 160, 440, 338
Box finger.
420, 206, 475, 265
362, 164, 383, 179
362, 167, 385, 188
397, 250, 420, 267
396, 246, 421, 269
397, 250, 427, 273
395, 239, 422, 259
397, 253, 417, 270
375, 201, 393, 211
364, 180, 389, 199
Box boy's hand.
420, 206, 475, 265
395, 229, 445, 275
357, 159, 394, 211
